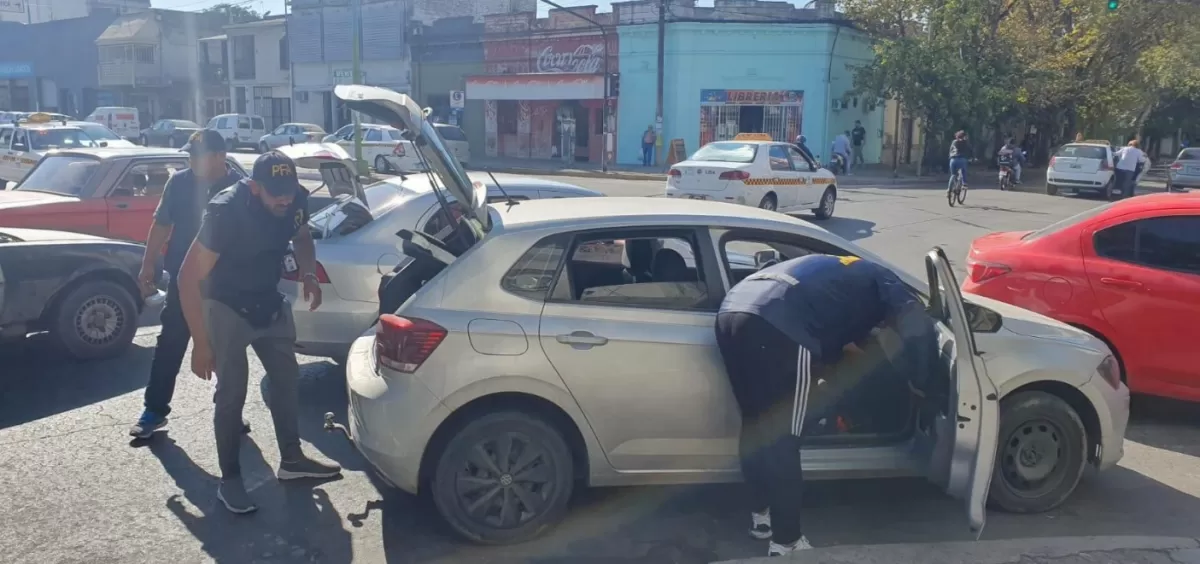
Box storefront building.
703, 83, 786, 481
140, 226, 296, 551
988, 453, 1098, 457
466, 8, 618, 163
411, 16, 486, 151
0, 16, 115, 117
616, 21, 881, 166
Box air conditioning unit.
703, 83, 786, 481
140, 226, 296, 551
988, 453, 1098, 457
832, 100, 845, 111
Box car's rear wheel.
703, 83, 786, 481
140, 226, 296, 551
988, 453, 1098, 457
812, 186, 836, 220
757, 193, 778, 212
430, 411, 575, 544
139, 135, 148, 147
1046, 183, 1059, 196
989, 391, 1087, 514
51, 280, 138, 361
374, 155, 392, 174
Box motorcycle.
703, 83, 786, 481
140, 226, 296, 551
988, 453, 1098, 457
828, 153, 847, 175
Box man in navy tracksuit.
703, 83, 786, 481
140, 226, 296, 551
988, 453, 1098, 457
715, 253, 930, 556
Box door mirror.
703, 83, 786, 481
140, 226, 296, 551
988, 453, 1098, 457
754, 249, 781, 268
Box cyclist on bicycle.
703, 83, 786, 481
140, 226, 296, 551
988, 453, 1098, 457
948, 131, 972, 192
997, 137, 1023, 185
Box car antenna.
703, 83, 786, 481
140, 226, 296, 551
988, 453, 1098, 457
484, 169, 519, 209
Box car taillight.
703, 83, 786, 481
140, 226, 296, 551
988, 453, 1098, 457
1097, 355, 1122, 389
393, 143, 406, 156
720, 170, 750, 181
668, 168, 681, 176
374, 315, 447, 374
966, 258, 1011, 283
1100, 159, 1111, 171
1170, 162, 1183, 170
281, 260, 331, 283
1049, 157, 1057, 168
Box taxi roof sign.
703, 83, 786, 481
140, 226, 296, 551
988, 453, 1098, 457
733, 133, 773, 141
24, 112, 55, 124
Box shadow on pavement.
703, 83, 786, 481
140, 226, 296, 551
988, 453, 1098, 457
0, 339, 154, 429
814, 216, 877, 241
1127, 395, 1200, 457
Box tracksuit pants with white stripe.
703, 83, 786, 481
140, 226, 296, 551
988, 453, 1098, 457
715, 311, 813, 546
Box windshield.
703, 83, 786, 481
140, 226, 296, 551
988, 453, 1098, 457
307, 180, 417, 236
76, 124, 121, 140
690, 142, 758, 163
1023, 202, 1117, 241
1055, 145, 1107, 159
28, 129, 96, 151
14, 155, 101, 196
1177, 149, 1200, 161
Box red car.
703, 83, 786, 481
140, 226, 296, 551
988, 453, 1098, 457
963, 193, 1200, 401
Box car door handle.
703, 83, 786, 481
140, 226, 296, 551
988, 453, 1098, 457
1100, 277, 1143, 290
556, 331, 609, 347
115, 202, 129, 209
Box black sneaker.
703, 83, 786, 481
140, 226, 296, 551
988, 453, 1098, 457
217, 478, 258, 514
129, 410, 168, 440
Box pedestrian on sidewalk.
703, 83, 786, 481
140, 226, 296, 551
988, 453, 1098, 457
642, 125, 657, 167
1113, 139, 1148, 200
177, 150, 341, 514
851, 120, 867, 167
129, 130, 243, 440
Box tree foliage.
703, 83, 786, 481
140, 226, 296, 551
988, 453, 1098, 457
202, 3, 262, 24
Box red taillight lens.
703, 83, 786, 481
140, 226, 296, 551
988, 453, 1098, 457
668, 168, 681, 176
281, 260, 331, 283
374, 315, 447, 374
719, 170, 750, 181
967, 258, 1011, 283
393, 143, 406, 156
1170, 162, 1183, 170
1049, 156, 1057, 168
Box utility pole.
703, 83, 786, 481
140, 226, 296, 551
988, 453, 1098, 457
351, 0, 366, 174
655, 0, 666, 167
538, 0, 610, 172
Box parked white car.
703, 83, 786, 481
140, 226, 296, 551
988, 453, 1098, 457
433, 123, 471, 166
1046, 142, 1118, 197
328, 85, 1130, 545
70, 121, 138, 148
258, 122, 326, 152
206, 113, 267, 151
275, 144, 601, 361
322, 123, 425, 174
666, 133, 838, 219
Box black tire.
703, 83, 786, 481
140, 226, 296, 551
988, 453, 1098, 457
957, 181, 968, 204
812, 186, 836, 220
430, 411, 575, 545
139, 135, 148, 147
260, 142, 270, 153
757, 193, 778, 212
989, 391, 1088, 514
374, 155, 391, 174
1046, 183, 1059, 196
947, 183, 957, 207
51, 279, 138, 361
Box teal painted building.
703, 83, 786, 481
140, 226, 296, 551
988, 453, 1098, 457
616, 21, 882, 166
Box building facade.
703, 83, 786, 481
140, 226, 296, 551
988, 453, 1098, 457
0, 0, 147, 24
226, 17, 292, 129
0, 15, 115, 116
616, 19, 882, 166
466, 8, 619, 164
198, 34, 232, 122
411, 16, 486, 150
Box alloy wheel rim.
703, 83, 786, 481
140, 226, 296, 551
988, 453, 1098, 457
761, 198, 776, 211
823, 192, 835, 215
454, 432, 555, 529
74, 296, 124, 345
1000, 418, 1067, 498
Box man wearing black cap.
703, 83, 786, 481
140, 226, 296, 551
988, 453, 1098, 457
177, 150, 341, 513
130, 129, 243, 439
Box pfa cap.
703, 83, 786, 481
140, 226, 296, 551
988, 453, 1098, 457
251, 150, 303, 197
181, 129, 227, 155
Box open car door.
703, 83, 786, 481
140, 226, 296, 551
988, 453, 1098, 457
274, 142, 366, 207
924, 247, 999, 535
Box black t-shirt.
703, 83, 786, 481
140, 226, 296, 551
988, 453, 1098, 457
196, 180, 309, 317
153, 168, 243, 276
852, 126, 866, 146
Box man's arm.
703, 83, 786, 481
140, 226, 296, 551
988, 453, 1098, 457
139, 176, 178, 292
291, 206, 323, 311
178, 204, 232, 379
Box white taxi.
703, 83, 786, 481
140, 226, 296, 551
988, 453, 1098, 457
665, 133, 838, 219
0, 113, 101, 187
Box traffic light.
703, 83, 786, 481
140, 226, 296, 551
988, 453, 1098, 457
1107, 0, 1118, 11
607, 73, 620, 98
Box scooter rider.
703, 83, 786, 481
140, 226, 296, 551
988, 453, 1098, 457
997, 137, 1023, 184
794, 134, 816, 166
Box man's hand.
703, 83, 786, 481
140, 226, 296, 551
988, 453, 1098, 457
303, 276, 323, 311
137, 263, 158, 297
843, 342, 864, 356
191, 339, 214, 380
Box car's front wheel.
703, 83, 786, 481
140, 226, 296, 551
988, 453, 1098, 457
430, 411, 575, 545
260, 142, 270, 153
139, 135, 149, 147
812, 186, 836, 220
989, 391, 1088, 514
51, 279, 138, 361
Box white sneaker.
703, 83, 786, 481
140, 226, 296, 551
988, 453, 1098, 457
750, 509, 772, 539
768, 536, 813, 556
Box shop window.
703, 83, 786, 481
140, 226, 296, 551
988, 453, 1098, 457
497, 100, 519, 135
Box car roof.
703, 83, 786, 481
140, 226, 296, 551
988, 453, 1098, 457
491, 196, 823, 234
380, 172, 601, 196
1106, 192, 1200, 214
43, 147, 228, 160
1062, 142, 1110, 148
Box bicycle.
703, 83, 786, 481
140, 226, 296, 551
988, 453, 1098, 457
947, 168, 968, 206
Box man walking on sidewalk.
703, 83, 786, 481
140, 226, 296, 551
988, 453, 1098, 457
642, 125, 657, 167
851, 120, 867, 167
129, 130, 243, 439
177, 150, 341, 514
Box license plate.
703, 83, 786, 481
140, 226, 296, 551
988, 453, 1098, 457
1187, 167, 1200, 175
283, 254, 298, 273
685, 194, 707, 200
1069, 164, 1082, 169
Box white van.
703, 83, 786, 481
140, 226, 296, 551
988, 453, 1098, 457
85, 107, 140, 140
207, 113, 267, 151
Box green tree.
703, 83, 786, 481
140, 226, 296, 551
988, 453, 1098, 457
203, 3, 262, 24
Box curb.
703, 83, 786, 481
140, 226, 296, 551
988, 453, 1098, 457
712, 536, 1200, 564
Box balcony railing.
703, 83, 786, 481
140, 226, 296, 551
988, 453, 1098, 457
98, 61, 162, 87
200, 63, 228, 84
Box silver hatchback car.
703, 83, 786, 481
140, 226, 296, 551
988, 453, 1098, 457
1167, 147, 1200, 192
331, 86, 1130, 546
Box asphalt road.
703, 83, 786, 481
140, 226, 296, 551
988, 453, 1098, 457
3, 179, 1198, 564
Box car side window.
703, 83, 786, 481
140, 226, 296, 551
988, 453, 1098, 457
787, 145, 815, 172
1093, 222, 1139, 263
365, 129, 383, 142
273, 125, 287, 135
238, 116, 251, 129
217, 117, 230, 129
0, 128, 12, 148
1136, 216, 1200, 273
12, 130, 27, 150
387, 129, 404, 142
714, 229, 856, 287
768, 145, 791, 171
501, 235, 568, 301
113, 160, 187, 197
252, 117, 264, 130
438, 126, 467, 141
550, 230, 712, 311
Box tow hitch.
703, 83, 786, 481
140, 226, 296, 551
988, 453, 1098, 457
324, 412, 350, 440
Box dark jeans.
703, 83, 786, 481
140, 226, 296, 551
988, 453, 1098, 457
143, 278, 190, 417
642, 143, 654, 166
948, 157, 969, 189
716, 312, 810, 545
1114, 169, 1136, 198
853, 144, 864, 165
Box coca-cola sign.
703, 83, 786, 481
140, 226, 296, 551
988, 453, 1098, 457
536, 44, 604, 74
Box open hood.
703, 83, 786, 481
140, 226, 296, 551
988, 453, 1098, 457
333, 85, 487, 233
274, 142, 366, 206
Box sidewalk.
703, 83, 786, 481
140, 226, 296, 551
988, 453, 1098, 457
714, 536, 1200, 564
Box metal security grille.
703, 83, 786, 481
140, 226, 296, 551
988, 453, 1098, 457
700, 104, 802, 145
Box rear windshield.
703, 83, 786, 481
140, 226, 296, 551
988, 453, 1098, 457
28, 128, 97, 151
76, 123, 121, 141
435, 125, 467, 141
14, 155, 102, 196
1023, 201, 1117, 241
307, 181, 417, 238
1055, 145, 1107, 159
690, 142, 758, 163
1177, 149, 1200, 161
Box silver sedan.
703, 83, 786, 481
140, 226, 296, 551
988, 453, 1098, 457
258, 122, 326, 152
1167, 148, 1200, 192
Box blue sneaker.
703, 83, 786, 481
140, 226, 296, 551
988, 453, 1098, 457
129, 410, 167, 439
